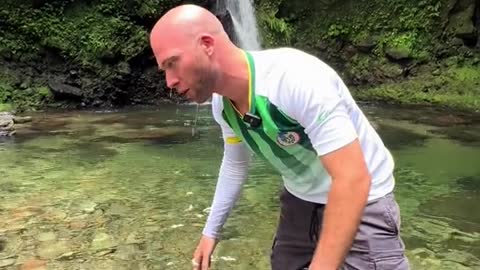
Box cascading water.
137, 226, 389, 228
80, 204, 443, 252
192, 0, 262, 135
216, 0, 262, 50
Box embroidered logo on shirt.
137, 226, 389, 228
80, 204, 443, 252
276, 131, 300, 146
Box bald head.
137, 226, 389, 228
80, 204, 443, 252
152, 4, 225, 37
148, 4, 245, 103
150, 4, 229, 65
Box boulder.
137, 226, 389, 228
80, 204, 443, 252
0, 112, 15, 136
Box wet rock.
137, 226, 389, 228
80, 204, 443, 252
19, 259, 47, 270
354, 35, 377, 53
36, 232, 56, 242
13, 116, 32, 124
125, 232, 144, 245
0, 112, 15, 137
80, 201, 97, 214
68, 215, 90, 230
0, 258, 16, 268
105, 202, 130, 217
114, 245, 140, 261
373, 123, 430, 150
48, 81, 84, 100
446, 0, 477, 42
385, 45, 412, 61
91, 232, 117, 252
0, 239, 6, 252
457, 175, 480, 191
36, 241, 70, 259
95, 249, 115, 257
56, 251, 78, 261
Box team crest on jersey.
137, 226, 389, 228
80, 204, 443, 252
276, 131, 300, 146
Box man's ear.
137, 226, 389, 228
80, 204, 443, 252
199, 34, 215, 56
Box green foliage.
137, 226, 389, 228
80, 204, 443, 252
326, 23, 351, 39
0, 0, 181, 70
0, 71, 53, 112
353, 65, 480, 112
0, 103, 13, 112
256, 0, 294, 47
258, 0, 447, 59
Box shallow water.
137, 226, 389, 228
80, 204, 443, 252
0, 103, 479, 270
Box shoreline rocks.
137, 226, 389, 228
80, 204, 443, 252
0, 112, 15, 136
0, 112, 33, 136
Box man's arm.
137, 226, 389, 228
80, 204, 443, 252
309, 139, 371, 270
202, 140, 251, 238
275, 52, 372, 269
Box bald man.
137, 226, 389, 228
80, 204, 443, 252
150, 4, 409, 270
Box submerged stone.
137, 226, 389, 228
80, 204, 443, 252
36, 232, 57, 242
36, 241, 70, 259
0, 258, 16, 268
91, 232, 117, 252
375, 123, 430, 150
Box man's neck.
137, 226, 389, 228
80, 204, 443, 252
214, 48, 250, 115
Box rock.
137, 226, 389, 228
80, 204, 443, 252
56, 251, 78, 261
113, 245, 139, 260
380, 63, 404, 78
91, 232, 117, 252
13, 116, 32, 124
451, 37, 465, 46
36, 232, 57, 242
354, 35, 377, 53
0, 112, 15, 137
36, 241, 70, 259
385, 46, 412, 61
48, 81, 84, 100
19, 259, 47, 270
446, 0, 477, 41
0, 258, 16, 268
80, 201, 97, 214
125, 232, 144, 245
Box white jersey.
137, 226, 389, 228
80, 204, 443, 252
203, 47, 395, 238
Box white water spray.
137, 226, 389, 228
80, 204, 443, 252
193, 0, 262, 136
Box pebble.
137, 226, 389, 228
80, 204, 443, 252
19, 259, 47, 270
36, 232, 56, 242
91, 232, 117, 251
36, 241, 70, 259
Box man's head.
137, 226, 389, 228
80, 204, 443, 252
150, 4, 230, 103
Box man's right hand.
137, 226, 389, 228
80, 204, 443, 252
192, 235, 217, 270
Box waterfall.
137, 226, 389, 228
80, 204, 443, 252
216, 0, 262, 50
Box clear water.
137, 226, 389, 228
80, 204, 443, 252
0, 104, 479, 270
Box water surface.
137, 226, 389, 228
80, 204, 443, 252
0, 103, 479, 269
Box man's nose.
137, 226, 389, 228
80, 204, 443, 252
165, 71, 180, 90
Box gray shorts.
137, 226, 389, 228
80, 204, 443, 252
270, 189, 410, 270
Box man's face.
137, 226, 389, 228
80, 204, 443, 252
154, 38, 216, 103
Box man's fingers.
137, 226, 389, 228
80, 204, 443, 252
192, 257, 201, 270
201, 254, 210, 270
192, 253, 203, 270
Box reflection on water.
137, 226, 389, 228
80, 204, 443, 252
0, 103, 479, 269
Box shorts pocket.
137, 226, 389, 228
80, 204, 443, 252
382, 195, 401, 235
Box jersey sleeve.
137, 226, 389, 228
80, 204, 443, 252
280, 60, 358, 156
202, 95, 251, 238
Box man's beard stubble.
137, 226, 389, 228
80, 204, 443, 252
193, 64, 217, 103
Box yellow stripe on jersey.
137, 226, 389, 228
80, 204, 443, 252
226, 136, 242, 144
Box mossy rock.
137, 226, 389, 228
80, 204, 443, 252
385, 43, 413, 60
